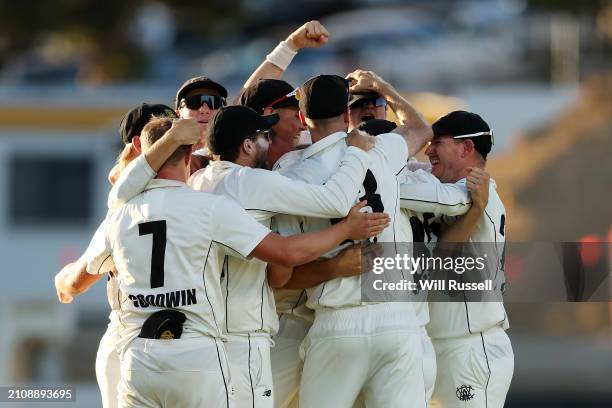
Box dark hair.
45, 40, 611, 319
141, 117, 191, 166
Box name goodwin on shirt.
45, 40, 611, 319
128, 289, 197, 308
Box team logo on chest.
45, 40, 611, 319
456, 384, 475, 401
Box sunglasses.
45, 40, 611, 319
181, 94, 227, 111
351, 97, 387, 109
264, 89, 299, 110
453, 131, 495, 146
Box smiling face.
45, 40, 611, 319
265, 106, 306, 168
424, 136, 467, 183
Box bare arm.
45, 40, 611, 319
251, 202, 388, 268
54, 258, 104, 303
241, 21, 330, 94
267, 244, 362, 289
347, 69, 433, 155
439, 168, 490, 242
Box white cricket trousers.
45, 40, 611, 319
271, 315, 312, 408
431, 327, 514, 408
225, 334, 274, 408
95, 326, 120, 408
118, 336, 233, 408
421, 326, 437, 405
352, 326, 436, 408
299, 303, 426, 408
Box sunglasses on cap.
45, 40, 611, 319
351, 96, 387, 109
453, 131, 495, 146
264, 89, 299, 110
180, 94, 227, 111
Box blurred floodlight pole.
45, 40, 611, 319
550, 13, 580, 86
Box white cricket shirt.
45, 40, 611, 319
426, 178, 509, 339
187, 147, 370, 337
88, 179, 271, 350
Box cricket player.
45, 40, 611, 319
424, 111, 514, 408
269, 73, 432, 408
348, 91, 388, 131
355, 117, 478, 406
87, 117, 388, 408
54, 103, 187, 408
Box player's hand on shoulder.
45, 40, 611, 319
167, 118, 201, 146
343, 200, 390, 240
346, 128, 376, 152
286, 20, 330, 50
466, 167, 490, 211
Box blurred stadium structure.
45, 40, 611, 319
0, 0, 611, 407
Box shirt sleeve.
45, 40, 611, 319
84, 218, 115, 275
211, 197, 272, 258
373, 132, 409, 175
237, 146, 370, 218
107, 155, 156, 209
400, 173, 472, 217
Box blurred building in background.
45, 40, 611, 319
0, 1, 610, 407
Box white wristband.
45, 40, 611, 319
266, 41, 298, 71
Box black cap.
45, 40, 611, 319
175, 76, 228, 108
349, 91, 382, 108
299, 75, 349, 120
357, 119, 397, 136
432, 111, 493, 159
239, 79, 298, 113
207, 105, 279, 157
119, 103, 178, 144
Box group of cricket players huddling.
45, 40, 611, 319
55, 20, 513, 408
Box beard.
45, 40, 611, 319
254, 144, 269, 169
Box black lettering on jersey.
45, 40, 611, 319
360, 170, 384, 213
130, 289, 198, 308
138, 220, 167, 289
500, 214, 506, 237
145, 294, 155, 307
186, 289, 197, 305
155, 294, 165, 308
330, 169, 384, 243
166, 291, 180, 308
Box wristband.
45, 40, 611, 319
266, 41, 298, 71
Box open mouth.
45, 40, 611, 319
430, 158, 440, 166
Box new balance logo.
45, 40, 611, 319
262, 389, 272, 397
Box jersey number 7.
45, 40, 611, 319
139, 220, 167, 289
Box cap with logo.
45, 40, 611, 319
432, 110, 493, 159
175, 76, 228, 109
299, 74, 350, 120
207, 105, 280, 156
119, 103, 178, 144
239, 79, 298, 113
